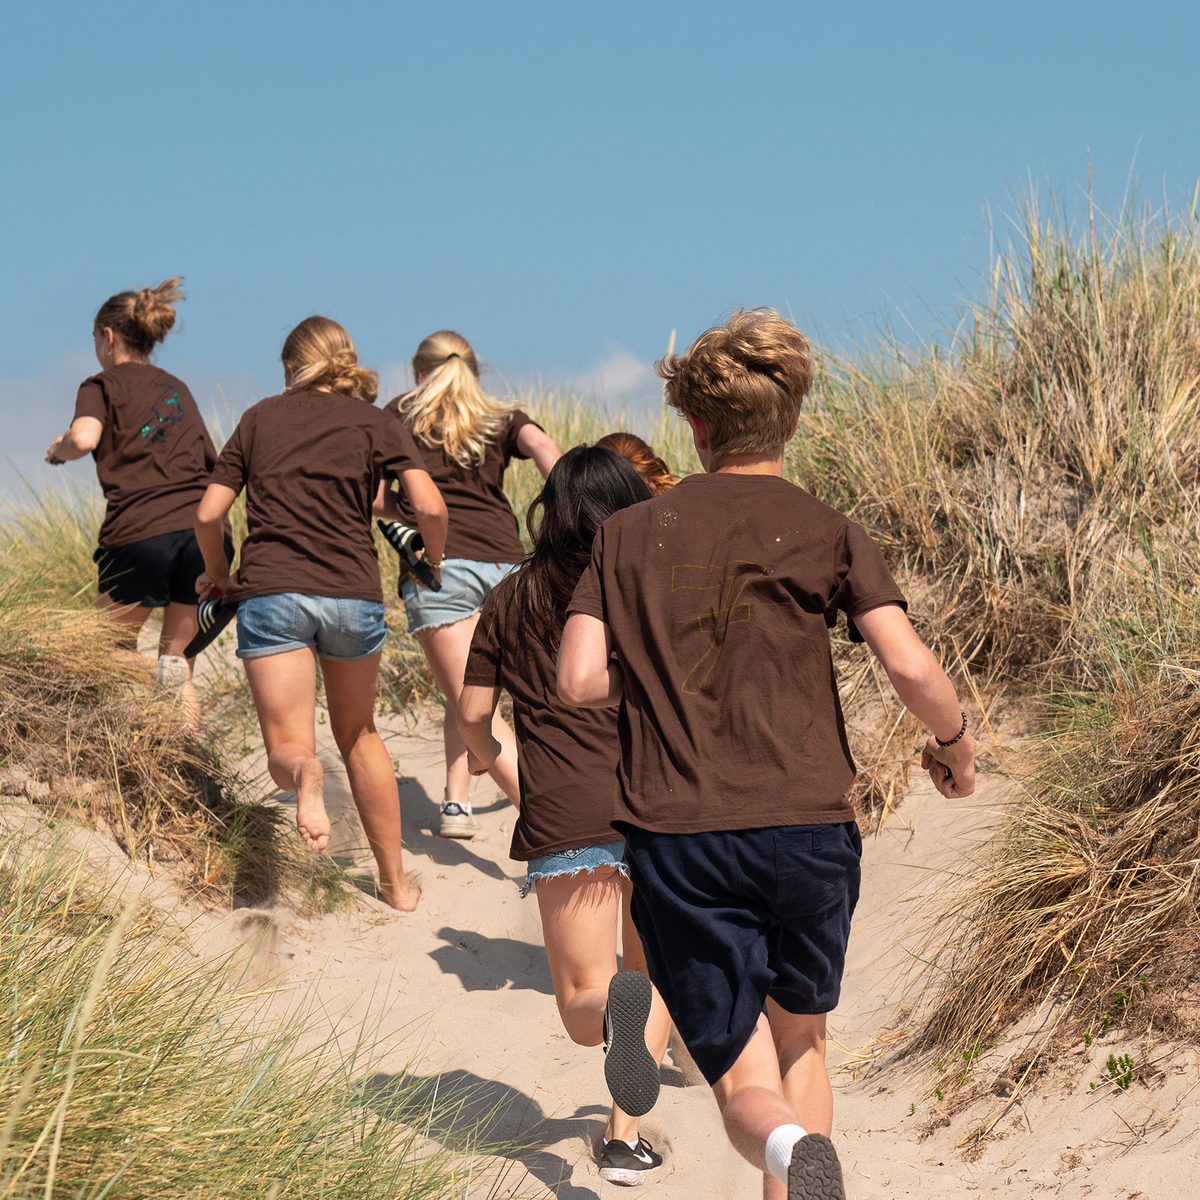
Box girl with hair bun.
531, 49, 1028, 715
595, 431, 679, 495
384, 330, 561, 839
194, 316, 447, 911
46, 278, 231, 724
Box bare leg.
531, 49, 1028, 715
243, 649, 330, 852
160, 603, 201, 731
417, 613, 520, 807
323, 654, 419, 912
96, 593, 152, 662
537, 868, 670, 1144
711, 1008, 832, 1200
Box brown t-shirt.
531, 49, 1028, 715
382, 399, 537, 564
567, 472, 908, 835
465, 572, 622, 861
210, 389, 423, 604
73, 362, 218, 548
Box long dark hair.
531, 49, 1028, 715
512, 445, 653, 652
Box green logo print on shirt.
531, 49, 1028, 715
141, 386, 184, 445
671, 561, 766, 694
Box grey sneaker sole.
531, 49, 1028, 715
604, 971, 660, 1117
787, 1133, 844, 1200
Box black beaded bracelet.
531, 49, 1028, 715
935, 709, 968, 748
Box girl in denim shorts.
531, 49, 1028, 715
194, 317, 447, 912
457, 445, 673, 1186
382, 331, 560, 838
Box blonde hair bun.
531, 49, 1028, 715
281, 316, 379, 403
94, 277, 185, 355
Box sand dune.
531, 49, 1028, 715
22, 691, 1198, 1198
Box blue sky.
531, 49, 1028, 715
3, 0, 1200, 495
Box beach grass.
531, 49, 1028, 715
0, 828, 483, 1199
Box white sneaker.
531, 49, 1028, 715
437, 800, 480, 839
153, 655, 189, 692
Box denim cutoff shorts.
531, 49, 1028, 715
236, 593, 388, 662
401, 558, 516, 635
520, 840, 628, 898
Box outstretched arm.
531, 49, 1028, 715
46, 416, 103, 464
853, 601, 976, 798
457, 685, 503, 776
557, 613, 622, 707
195, 483, 238, 599
516, 423, 562, 480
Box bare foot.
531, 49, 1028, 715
293, 758, 330, 852
378, 878, 421, 912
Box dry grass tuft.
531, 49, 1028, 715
0, 568, 346, 910
879, 187, 1200, 1057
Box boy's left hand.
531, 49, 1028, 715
921, 733, 976, 798
466, 737, 502, 777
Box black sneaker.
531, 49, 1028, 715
182, 597, 236, 659
603, 971, 660, 1117
788, 1133, 845, 1200
597, 1136, 662, 1186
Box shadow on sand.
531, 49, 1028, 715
361, 1068, 611, 1199
428, 926, 555, 994
397, 776, 517, 883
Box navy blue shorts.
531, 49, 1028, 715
623, 822, 862, 1086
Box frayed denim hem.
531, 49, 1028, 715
518, 840, 628, 898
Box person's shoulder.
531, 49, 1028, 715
383, 391, 413, 418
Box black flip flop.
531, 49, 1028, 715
183, 597, 236, 659
377, 520, 442, 592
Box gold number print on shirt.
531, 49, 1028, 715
672, 562, 767, 694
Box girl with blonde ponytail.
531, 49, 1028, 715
383, 330, 561, 839
45, 277, 230, 727
195, 316, 448, 911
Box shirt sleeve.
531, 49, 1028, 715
73, 378, 107, 423
504, 410, 543, 461
566, 525, 608, 624
827, 521, 908, 643
463, 590, 505, 688
209, 416, 249, 495
380, 416, 423, 477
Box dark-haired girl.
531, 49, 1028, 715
457, 446, 670, 1185
46, 278, 231, 723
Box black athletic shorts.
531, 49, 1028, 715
623, 821, 862, 1087
95, 529, 235, 609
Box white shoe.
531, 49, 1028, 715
437, 800, 480, 839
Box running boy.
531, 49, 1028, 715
557, 309, 975, 1200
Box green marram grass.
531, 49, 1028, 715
0, 829, 501, 1199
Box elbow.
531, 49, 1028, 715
556, 670, 587, 707
885, 649, 939, 696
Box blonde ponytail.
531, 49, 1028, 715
401, 330, 514, 467
280, 316, 378, 403
94, 277, 184, 355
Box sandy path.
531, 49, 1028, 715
87, 651, 1200, 1196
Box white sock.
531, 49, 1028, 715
603, 1136, 641, 1151
764, 1123, 807, 1184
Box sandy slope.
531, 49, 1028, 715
20, 682, 1200, 1198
